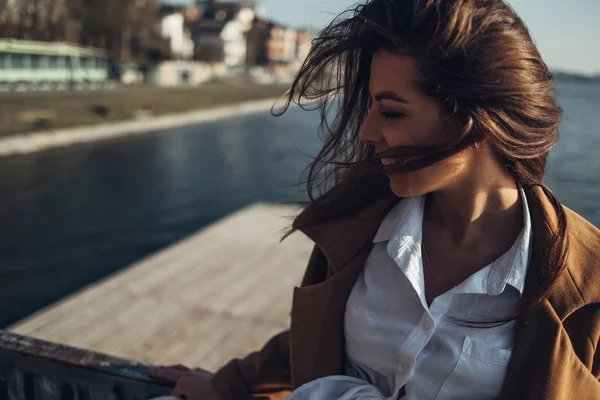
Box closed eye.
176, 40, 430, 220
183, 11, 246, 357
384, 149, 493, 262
380, 111, 404, 120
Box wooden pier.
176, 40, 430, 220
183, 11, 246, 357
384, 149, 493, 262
7, 203, 313, 373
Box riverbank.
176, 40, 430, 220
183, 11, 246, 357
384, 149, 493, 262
0, 83, 291, 157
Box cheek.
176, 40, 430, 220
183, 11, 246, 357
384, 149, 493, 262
382, 118, 455, 148
381, 121, 423, 147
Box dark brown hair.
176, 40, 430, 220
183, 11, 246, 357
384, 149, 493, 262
280, 0, 567, 288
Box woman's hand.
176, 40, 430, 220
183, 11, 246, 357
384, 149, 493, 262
149, 364, 224, 400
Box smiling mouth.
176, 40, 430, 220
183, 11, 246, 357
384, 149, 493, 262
380, 157, 404, 167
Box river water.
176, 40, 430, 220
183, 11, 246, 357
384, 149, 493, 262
1, 80, 599, 328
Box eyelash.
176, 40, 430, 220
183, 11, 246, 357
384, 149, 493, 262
380, 111, 404, 120
367, 99, 404, 120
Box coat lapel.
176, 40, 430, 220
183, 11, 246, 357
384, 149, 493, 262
290, 194, 399, 389
501, 185, 585, 397
290, 245, 372, 388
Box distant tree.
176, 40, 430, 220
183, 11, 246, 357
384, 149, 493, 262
0, 0, 11, 37
0, 0, 8, 17
66, 0, 162, 60
1, 2, 25, 38
31, 0, 66, 41
0, 0, 69, 41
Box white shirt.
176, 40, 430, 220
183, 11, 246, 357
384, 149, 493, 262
286, 187, 532, 400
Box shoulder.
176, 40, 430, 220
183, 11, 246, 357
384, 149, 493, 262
547, 207, 600, 362
564, 205, 600, 246
562, 205, 600, 304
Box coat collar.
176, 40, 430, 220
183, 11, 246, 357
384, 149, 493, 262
293, 192, 399, 273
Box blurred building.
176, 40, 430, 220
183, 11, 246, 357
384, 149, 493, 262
271, 24, 298, 65
149, 2, 231, 86
245, 18, 271, 66
246, 18, 297, 67
149, 61, 214, 86
0, 0, 314, 85
159, 5, 195, 60
294, 27, 319, 68
188, 0, 257, 69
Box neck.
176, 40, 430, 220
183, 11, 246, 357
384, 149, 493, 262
425, 148, 522, 245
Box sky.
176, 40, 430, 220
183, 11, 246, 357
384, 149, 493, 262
163, 0, 600, 75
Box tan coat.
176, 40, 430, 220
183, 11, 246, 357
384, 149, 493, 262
212, 186, 600, 399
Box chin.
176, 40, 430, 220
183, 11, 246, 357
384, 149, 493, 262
388, 174, 432, 198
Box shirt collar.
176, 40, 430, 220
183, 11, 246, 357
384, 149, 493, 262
486, 184, 532, 295
372, 196, 423, 244
372, 185, 533, 296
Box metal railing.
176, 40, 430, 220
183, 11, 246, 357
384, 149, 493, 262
0, 331, 173, 400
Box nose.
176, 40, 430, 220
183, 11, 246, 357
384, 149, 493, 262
358, 111, 386, 150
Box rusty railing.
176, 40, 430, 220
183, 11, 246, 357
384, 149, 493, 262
0, 331, 173, 400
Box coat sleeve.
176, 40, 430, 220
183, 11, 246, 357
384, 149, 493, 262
210, 245, 328, 400
211, 330, 293, 400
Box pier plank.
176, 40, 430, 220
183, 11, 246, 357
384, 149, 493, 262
9, 203, 312, 371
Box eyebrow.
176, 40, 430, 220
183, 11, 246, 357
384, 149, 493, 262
374, 91, 411, 104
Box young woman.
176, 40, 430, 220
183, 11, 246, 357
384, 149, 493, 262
150, 0, 600, 399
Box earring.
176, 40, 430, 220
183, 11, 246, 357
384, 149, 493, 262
473, 140, 481, 150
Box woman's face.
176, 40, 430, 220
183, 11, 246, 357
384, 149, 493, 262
359, 50, 475, 198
